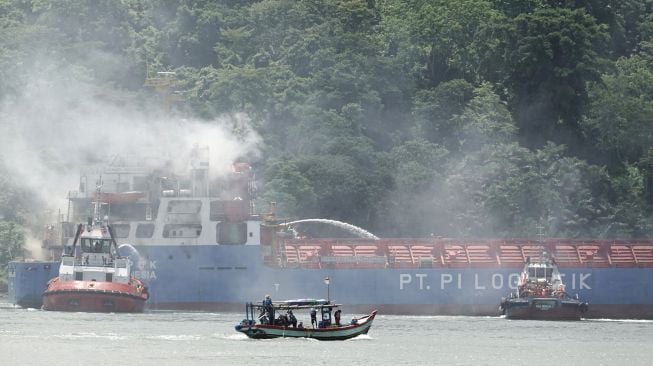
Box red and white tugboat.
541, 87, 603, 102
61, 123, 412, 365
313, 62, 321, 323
499, 251, 588, 320
42, 197, 149, 312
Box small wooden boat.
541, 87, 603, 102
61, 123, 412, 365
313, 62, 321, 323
234, 299, 377, 340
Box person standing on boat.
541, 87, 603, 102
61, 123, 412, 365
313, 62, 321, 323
310, 308, 317, 328
287, 310, 297, 328
263, 295, 274, 324
334, 309, 341, 326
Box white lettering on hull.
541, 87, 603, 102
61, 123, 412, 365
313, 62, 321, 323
135, 260, 158, 281
508, 273, 520, 289
134, 270, 157, 280
399, 272, 592, 291
492, 274, 502, 289
580, 273, 591, 289
416, 273, 428, 290
441, 274, 451, 289
399, 274, 411, 290
474, 274, 485, 290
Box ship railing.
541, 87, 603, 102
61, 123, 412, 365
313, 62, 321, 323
276, 238, 653, 269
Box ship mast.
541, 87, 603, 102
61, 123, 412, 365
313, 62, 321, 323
92, 179, 104, 226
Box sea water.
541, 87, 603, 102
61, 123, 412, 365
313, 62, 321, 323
1, 301, 651, 365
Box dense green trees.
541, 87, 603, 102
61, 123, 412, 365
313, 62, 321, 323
0, 221, 24, 287
1, 0, 653, 246
503, 7, 608, 149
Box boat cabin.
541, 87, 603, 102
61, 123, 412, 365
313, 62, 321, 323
242, 299, 342, 328
527, 262, 554, 284
57, 224, 131, 285
79, 238, 115, 266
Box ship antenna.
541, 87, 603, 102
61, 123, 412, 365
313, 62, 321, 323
535, 224, 546, 261
536, 224, 545, 243
93, 178, 104, 226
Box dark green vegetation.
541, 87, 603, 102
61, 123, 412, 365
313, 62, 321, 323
1, 0, 653, 269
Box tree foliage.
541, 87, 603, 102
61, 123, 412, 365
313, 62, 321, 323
1, 0, 653, 241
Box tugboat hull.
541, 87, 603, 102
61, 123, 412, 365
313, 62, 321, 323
42, 279, 148, 313
501, 298, 588, 321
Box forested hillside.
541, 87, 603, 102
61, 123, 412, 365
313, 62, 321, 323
1, 0, 653, 257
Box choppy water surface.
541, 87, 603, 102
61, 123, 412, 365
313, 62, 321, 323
1, 302, 651, 365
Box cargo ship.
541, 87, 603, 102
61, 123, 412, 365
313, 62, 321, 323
7, 148, 653, 318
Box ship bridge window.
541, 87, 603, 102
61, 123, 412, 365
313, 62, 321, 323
528, 267, 554, 280
112, 224, 130, 238
167, 200, 202, 213
136, 223, 155, 238
216, 222, 247, 245
163, 224, 202, 238
111, 204, 148, 221
210, 200, 225, 221
81, 239, 112, 253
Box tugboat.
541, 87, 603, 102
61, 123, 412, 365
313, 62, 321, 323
235, 298, 377, 340
42, 194, 149, 312
499, 251, 588, 320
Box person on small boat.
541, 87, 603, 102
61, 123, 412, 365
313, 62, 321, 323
287, 310, 297, 328
262, 295, 274, 324
276, 313, 288, 326
310, 308, 317, 328
334, 309, 341, 326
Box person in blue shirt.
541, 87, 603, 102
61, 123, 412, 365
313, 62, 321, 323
262, 295, 274, 324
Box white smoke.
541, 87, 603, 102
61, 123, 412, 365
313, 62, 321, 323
0, 63, 261, 217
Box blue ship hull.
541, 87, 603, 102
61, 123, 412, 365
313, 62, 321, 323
7, 261, 59, 309
9, 245, 653, 318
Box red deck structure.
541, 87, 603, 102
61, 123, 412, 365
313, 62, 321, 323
273, 238, 653, 269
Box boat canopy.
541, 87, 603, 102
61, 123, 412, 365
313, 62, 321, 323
266, 300, 340, 311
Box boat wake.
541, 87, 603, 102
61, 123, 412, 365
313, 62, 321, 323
586, 318, 653, 323
347, 334, 373, 341
146, 334, 202, 341
54, 332, 127, 340
217, 333, 249, 340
